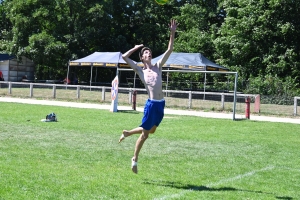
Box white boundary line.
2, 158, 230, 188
153, 166, 275, 200
153, 191, 188, 200
277, 166, 300, 172
207, 166, 275, 187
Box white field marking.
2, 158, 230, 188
153, 191, 190, 200
207, 165, 275, 187
153, 165, 275, 200
277, 166, 300, 172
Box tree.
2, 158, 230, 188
1, 0, 107, 79
0, 0, 12, 53
174, 0, 224, 55
214, 0, 300, 94
170, 0, 225, 89
1, 0, 299, 96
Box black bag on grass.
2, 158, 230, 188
46, 113, 57, 122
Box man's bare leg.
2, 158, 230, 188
132, 129, 149, 174
119, 126, 157, 143
119, 127, 143, 143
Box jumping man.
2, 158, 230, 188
120, 19, 178, 174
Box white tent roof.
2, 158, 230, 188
69, 52, 130, 67
137, 52, 228, 71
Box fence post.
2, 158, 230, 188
102, 87, 105, 101
132, 90, 137, 110
245, 97, 250, 119
52, 85, 56, 98
29, 83, 33, 97
129, 90, 132, 104
294, 97, 298, 116
188, 91, 192, 109
8, 82, 12, 94
76, 86, 80, 99
254, 94, 260, 113
221, 93, 225, 110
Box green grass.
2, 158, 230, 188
0, 102, 299, 199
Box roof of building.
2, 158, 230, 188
0, 54, 15, 61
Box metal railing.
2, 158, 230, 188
0, 81, 259, 114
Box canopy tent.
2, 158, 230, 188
68, 52, 237, 120
137, 52, 228, 71
68, 52, 228, 89
69, 52, 130, 67
133, 52, 229, 92
68, 52, 131, 86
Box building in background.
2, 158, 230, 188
0, 54, 35, 82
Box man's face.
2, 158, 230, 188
142, 49, 152, 63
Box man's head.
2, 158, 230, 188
139, 47, 152, 63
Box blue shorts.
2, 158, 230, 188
140, 99, 165, 130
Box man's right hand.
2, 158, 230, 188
134, 44, 144, 49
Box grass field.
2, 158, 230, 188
0, 101, 300, 199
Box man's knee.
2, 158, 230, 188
141, 132, 149, 140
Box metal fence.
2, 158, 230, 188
0, 81, 299, 118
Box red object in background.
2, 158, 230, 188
63, 77, 70, 84
0, 71, 3, 81
132, 90, 137, 110
245, 97, 250, 119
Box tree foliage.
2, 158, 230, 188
0, 0, 300, 96
214, 0, 300, 94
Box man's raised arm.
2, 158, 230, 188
122, 44, 144, 72
157, 19, 178, 68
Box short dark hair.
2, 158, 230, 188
139, 47, 152, 62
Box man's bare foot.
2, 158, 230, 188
131, 157, 138, 174
118, 130, 129, 143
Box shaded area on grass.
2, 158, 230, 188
116, 110, 140, 114
143, 179, 293, 200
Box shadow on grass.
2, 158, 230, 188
233, 118, 249, 121
143, 180, 293, 200
117, 110, 140, 114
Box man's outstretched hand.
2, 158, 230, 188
169, 19, 178, 32
134, 44, 144, 49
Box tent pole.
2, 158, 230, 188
96, 67, 98, 83
66, 62, 70, 90
117, 67, 120, 82
134, 72, 136, 88
8, 59, 10, 81
233, 72, 238, 120
203, 73, 206, 100
166, 70, 169, 97
116, 66, 119, 89
90, 66, 93, 91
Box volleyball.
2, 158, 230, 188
155, 0, 169, 5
